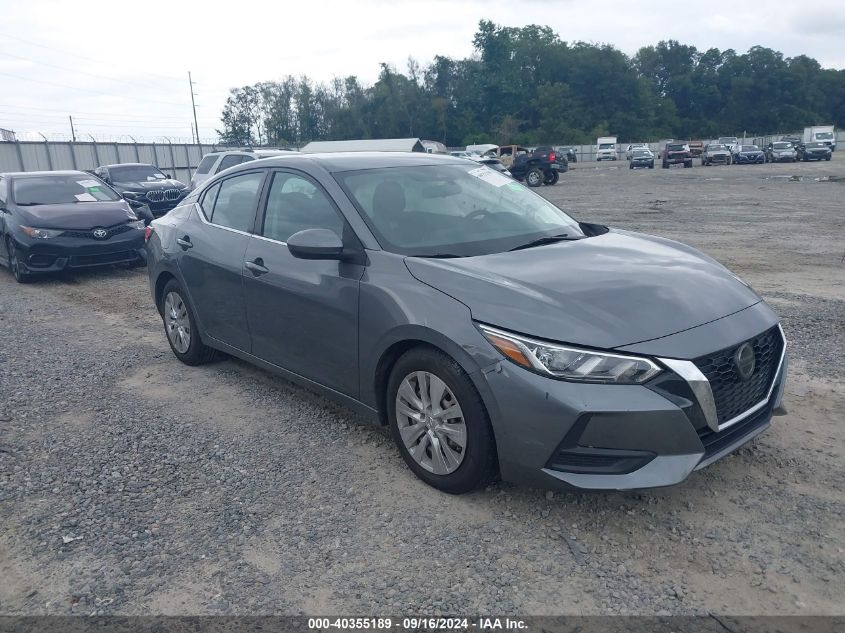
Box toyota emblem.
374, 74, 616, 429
92, 228, 108, 239
734, 343, 756, 381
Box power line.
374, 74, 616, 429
0, 103, 195, 119
0, 51, 178, 93
0, 110, 217, 126
0, 70, 189, 107
0, 32, 184, 83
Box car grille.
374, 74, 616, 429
697, 403, 770, 462
145, 189, 182, 202
62, 224, 133, 239
693, 326, 784, 426
69, 251, 138, 267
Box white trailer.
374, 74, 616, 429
803, 126, 836, 151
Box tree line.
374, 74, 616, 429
217, 20, 845, 147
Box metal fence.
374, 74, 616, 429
0, 141, 227, 184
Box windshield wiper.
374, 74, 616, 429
508, 234, 581, 251
415, 253, 465, 259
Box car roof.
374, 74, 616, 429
206, 149, 294, 157
0, 170, 91, 178
231, 151, 470, 173
102, 162, 156, 169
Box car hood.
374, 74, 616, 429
18, 201, 136, 229
404, 230, 762, 349
114, 179, 185, 191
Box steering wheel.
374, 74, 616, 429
465, 208, 491, 221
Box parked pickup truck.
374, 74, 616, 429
662, 142, 693, 168
688, 140, 704, 157
509, 146, 568, 186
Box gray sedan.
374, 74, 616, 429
146, 152, 787, 494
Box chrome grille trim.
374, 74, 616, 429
658, 324, 787, 433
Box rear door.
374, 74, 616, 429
242, 169, 364, 397
177, 169, 267, 352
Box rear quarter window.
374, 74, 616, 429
195, 155, 218, 175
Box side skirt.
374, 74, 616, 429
205, 335, 381, 425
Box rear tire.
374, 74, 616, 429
525, 168, 543, 187
387, 347, 497, 494
160, 279, 217, 366
543, 170, 559, 185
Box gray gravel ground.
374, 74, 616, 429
0, 154, 843, 616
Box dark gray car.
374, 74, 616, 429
146, 152, 787, 494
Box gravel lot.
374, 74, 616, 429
1, 155, 843, 617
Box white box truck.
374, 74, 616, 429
596, 136, 618, 161
803, 125, 836, 151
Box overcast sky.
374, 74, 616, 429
1, 0, 843, 142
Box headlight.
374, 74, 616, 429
128, 220, 145, 230
478, 324, 662, 384
20, 226, 62, 239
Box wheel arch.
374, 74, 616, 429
153, 270, 178, 315
370, 326, 489, 427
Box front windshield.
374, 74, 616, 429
719, 137, 738, 144
667, 144, 686, 151
709, 144, 727, 151
815, 132, 833, 140
598, 143, 614, 149
632, 150, 651, 157
772, 142, 792, 149
806, 142, 825, 148
12, 175, 121, 205
741, 145, 759, 151
110, 165, 167, 182
335, 164, 585, 257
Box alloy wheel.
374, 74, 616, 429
164, 291, 191, 354
395, 371, 467, 475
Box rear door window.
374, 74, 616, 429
209, 172, 265, 232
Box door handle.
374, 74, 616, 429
176, 236, 192, 249
244, 258, 269, 275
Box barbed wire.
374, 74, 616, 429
7, 131, 221, 144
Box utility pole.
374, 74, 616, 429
188, 71, 200, 144
69, 115, 76, 142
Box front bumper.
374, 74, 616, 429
480, 308, 786, 491
15, 231, 146, 274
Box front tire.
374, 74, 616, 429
160, 279, 217, 366
387, 348, 497, 494
6, 238, 31, 283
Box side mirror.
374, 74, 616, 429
165, 174, 172, 179
287, 228, 344, 260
